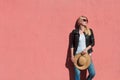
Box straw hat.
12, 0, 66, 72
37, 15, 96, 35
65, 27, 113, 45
74, 52, 91, 70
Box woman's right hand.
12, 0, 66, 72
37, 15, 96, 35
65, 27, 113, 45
71, 56, 75, 63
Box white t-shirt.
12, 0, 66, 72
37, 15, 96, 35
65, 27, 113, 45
76, 33, 86, 54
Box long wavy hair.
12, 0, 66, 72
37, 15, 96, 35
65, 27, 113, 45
75, 16, 91, 36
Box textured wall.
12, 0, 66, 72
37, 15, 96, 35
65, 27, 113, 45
0, 0, 120, 80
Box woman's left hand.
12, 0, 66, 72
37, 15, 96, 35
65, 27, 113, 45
82, 48, 88, 54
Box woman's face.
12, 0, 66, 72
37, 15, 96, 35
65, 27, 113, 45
78, 17, 88, 26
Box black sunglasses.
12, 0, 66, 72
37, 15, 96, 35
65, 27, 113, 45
82, 19, 88, 22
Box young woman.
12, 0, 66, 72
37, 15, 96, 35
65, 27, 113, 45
70, 16, 96, 80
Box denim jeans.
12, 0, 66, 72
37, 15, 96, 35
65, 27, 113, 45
74, 60, 95, 80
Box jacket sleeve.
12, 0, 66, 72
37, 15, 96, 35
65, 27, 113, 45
90, 28, 95, 47
69, 30, 75, 48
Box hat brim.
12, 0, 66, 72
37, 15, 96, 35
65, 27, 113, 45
74, 52, 91, 70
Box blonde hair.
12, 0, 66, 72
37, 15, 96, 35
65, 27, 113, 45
75, 16, 91, 36
84, 26, 91, 36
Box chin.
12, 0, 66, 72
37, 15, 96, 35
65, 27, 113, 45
82, 24, 87, 26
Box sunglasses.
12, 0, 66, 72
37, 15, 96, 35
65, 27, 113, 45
82, 19, 88, 22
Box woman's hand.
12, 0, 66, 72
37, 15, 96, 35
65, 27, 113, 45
82, 48, 88, 55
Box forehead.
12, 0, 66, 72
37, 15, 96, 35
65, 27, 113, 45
77, 16, 88, 23
80, 16, 87, 19
78, 17, 86, 22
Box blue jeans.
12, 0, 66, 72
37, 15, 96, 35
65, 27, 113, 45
74, 60, 95, 80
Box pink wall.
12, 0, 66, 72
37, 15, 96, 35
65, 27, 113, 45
0, 0, 120, 80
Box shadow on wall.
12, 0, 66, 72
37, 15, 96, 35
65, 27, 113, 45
65, 31, 87, 80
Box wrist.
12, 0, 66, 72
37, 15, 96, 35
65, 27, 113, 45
84, 48, 88, 51
71, 55, 74, 58
86, 45, 91, 51
72, 56, 74, 58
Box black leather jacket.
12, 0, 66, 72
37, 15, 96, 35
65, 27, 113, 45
70, 28, 95, 55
